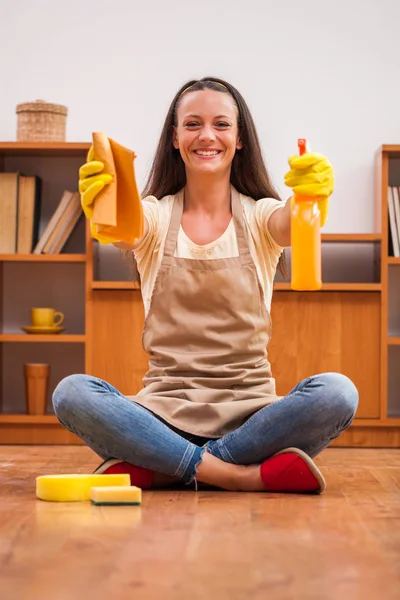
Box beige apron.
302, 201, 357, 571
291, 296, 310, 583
132, 186, 281, 438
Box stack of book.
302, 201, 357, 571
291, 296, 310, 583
0, 172, 82, 254
388, 186, 400, 258
33, 189, 81, 255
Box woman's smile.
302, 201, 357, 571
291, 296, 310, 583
193, 148, 223, 159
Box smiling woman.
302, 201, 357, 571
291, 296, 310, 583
55, 76, 353, 496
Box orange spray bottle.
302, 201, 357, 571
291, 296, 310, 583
290, 138, 322, 291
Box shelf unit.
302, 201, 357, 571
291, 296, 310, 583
0, 142, 90, 443
0, 142, 399, 446
379, 145, 400, 425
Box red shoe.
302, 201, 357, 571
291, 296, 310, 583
93, 458, 154, 489
260, 447, 326, 494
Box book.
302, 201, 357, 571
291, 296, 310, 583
388, 186, 400, 257
42, 192, 78, 254
0, 173, 19, 253
54, 207, 83, 254
392, 186, 400, 251
51, 204, 83, 254
33, 189, 74, 254
42, 192, 82, 254
17, 175, 41, 254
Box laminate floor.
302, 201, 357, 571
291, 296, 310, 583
0, 446, 399, 600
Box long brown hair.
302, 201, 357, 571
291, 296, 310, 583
142, 77, 286, 275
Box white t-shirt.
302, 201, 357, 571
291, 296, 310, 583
133, 191, 286, 318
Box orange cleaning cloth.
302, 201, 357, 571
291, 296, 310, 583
91, 132, 144, 244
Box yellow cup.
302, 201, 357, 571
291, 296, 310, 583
31, 308, 64, 328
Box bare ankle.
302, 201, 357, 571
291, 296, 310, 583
236, 464, 264, 492
195, 451, 251, 491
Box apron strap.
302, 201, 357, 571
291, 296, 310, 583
163, 189, 184, 258
231, 186, 252, 262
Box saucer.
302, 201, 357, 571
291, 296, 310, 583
21, 325, 65, 335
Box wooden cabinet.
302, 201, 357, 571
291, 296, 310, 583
89, 289, 147, 395
269, 291, 381, 420
1, 142, 399, 446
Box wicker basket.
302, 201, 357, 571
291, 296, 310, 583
16, 100, 68, 142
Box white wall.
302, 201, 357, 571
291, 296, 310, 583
1, 0, 399, 233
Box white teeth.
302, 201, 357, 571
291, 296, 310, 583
195, 150, 220, 156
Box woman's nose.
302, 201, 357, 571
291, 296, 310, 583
198, 125, 216, 142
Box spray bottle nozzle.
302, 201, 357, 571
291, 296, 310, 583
298, 138, 308, 156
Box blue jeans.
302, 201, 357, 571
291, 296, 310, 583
52, 373, 358, 484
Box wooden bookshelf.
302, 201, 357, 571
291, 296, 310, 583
0, 142, 399, 446
377, 145, 400, 429
0, 142, 89, 443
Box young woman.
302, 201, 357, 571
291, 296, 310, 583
53, 77, 358, 494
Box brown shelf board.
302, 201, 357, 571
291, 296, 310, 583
382, 144, 400, 156
0, 253, 86, 262
388, 337, 400, 345
352, 419, 400, 427
321, 233, 381, 242
0, 142, 90, 156
0, 414, 58, 424
388, 257, 400, 264
92, 281, 140, 290
0, 334, 86, 343
0, 416, 81, 443
273, 283, 382, 291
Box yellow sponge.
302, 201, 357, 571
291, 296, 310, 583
36, 474, 131, 502
90, 486, 142, 506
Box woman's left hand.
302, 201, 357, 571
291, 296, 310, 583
284, 152, 334, 227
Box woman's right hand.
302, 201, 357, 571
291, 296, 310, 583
78, 145, 148, 247
79, 146, 113, 221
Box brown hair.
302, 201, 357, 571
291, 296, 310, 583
142, 77, 286, 275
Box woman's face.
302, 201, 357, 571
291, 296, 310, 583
173, 89, 242, 176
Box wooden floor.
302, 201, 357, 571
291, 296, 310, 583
0, 447, 400, 600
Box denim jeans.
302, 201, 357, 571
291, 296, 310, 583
52, 373, 358, 484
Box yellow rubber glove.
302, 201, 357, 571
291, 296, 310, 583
78, 147, 115, 243
284, 152, 334, 227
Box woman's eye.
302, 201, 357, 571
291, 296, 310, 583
185, 122, 199, 127
216, 122, 230, 128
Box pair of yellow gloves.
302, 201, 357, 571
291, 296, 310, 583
79, 147, 334, 240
